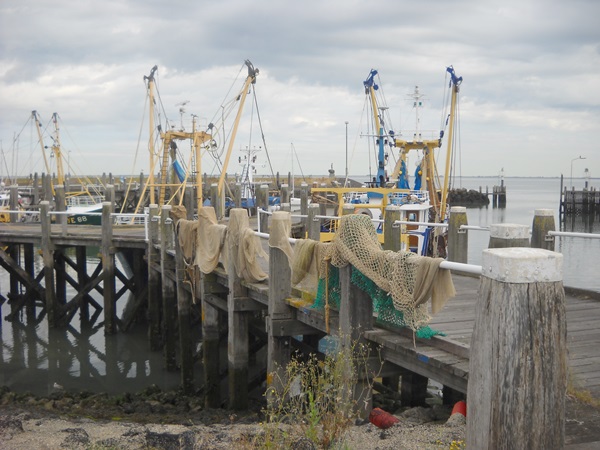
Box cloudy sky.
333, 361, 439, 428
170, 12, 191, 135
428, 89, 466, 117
1, 0, 599, 182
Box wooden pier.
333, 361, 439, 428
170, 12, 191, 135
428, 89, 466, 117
560, 174, 600, 217
1, 204, 599, 446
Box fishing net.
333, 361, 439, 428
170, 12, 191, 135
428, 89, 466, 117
299, 214, 455, 333
194, 206, 227, 273
226, 208, 267, 282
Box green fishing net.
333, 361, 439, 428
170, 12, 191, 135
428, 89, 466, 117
312, 264, 444, 339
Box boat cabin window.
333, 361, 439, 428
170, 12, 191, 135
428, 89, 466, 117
408, 213, 416, 221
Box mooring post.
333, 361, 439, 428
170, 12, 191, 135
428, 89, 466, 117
232, 182, 241, 209
147, 204, 162, 350
383, 205, 401, 252
105, 185, 115, 212
257, 184, 269, 233
201, 270, 223, 408
55, 184, 66, 232
281, 183, 290, 204
488, 223, 530, 249
448, 206, 468, 264
160, 205, 177, 370
174, 223, 194, 393
9, 185, 19, 224
339, 264, 373, 419
210, 183, 221, 219
101, 202, 116, 334
341, 204, 354, 216
266, 211, 294, 409
467, 247, 566, 449
184, 186, 194, 220
531, 209, 555, 251
227, 209, 251, 410
300, 182, 309, 232
40, 201, 57, 327
307, 203, 321, 240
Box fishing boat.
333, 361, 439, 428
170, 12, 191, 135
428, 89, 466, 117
29, 111, 105, 224
135, 60, 266, 218
312, 66, 462, 257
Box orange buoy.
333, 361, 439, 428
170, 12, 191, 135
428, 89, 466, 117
451, 400, 467, 417
369, 407, 400, 429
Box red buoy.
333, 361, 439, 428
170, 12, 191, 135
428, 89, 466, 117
451, 400, 467, 417
369, 407, 400, 429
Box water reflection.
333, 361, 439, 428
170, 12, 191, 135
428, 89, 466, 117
1, 313, 197, 397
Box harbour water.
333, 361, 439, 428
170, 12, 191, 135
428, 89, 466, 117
0, 176, 598, 397
451, 176, 600, 293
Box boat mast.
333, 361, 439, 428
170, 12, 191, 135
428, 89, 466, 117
363, 70, 386, 187
440, 66, 462, 220
50, 113, 66, 188
32, 111, 53, 192
217, 60, 259, 199
145, 65, 158, 206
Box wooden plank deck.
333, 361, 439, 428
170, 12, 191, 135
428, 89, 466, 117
430, 274, 600, 399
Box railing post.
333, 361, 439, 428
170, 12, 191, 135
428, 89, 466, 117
531, 209, 555, 251
488, 223, 529, 249
467, 247, 566, 449
448, 206, 468, 263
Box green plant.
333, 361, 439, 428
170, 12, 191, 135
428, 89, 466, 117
260, 337, 382, 449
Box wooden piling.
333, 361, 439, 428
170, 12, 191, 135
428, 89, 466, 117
160, 205, 177, 370
467, 247, 566, 449
227, 209, 251, 410
101, 202, 116, 334
40, 201, 57, 327
488, 223, 529, 249
339, 264, 373, 419
201, 271, 223, 408
448, 206, 468, 263
266, 211, 294, 408
147, 204, 162, 350
531, 209, 555, 251
175, 225, 194, 393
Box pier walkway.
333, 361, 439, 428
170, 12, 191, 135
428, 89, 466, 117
1, 212, 600, 447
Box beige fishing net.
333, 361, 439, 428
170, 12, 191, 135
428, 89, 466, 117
226, 208, 267, 282
305, 214, 456, 331
171, 206, 198, 264
195, 207, 227, 273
